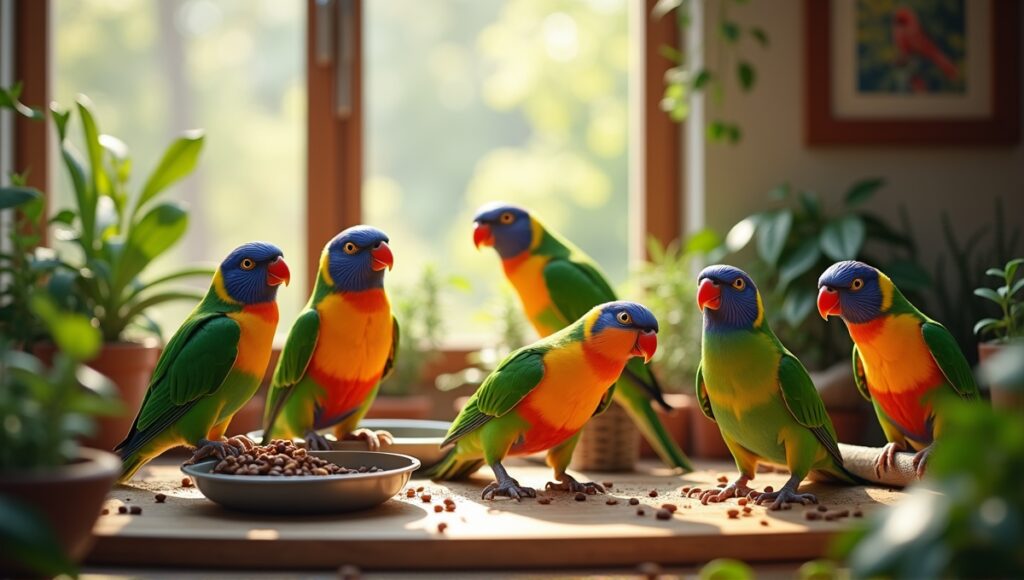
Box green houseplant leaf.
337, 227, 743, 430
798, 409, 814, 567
0, 187, 42, 210
778, 237, 821, 290
136, 131, 204, 216
844, 177, 884, 208
756, 210, 792, 266
820, 215, 866, 261
112, 202, 189, 297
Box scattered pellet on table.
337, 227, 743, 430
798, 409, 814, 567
338, 564, 361, 580
433, 505, 443, 513
760, 519, 769, 526
416, 486, 424, 492
445, 504, 456, 512
420, 494, 432, 503
853, 509, 863, 518
125, 498, 131, 502
154, 493, 166, 503
816, 505, 828, 512
437, 522, 448, 533
537, 497, 552, 505
717, 475, 728, 483
606, 499, 619, 506
834, 509, 850, 518
661, 503, 677, 513
742, 506, 752, 514
805, 511, 821, 521
636, 508, 645, 516
574, 492, 587, 502
637, 561, 662, 580
680, 486, 691, 493
648, 489, 658, 498
656, 509, 672, 520
763, 485, 774, 493
129, 506, 142, 515
716, 483, 727, 488
738, 498, 748, 506
101, 508, 109, 515
628, 498, 640, 506
405, 489, 416, 498
825, 513, 840, 521
443, 498, 455, 505
181, 477, 193, 488
602, 481, 614, 489
117, 506, 128, 514
727, 509, 740, 519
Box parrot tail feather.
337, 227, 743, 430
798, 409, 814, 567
420, 447, 484, 481
118, 451, 147, 484
614, 380, 694, 473
811, 463, 872, 486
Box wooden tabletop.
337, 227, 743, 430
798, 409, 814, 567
88, 459, 905, 571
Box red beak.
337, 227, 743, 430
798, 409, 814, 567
267, 256, 290, 286
697, 279, 721, 311
817, 286, 841, 320
473, 222, 494, 249
631, 330, 658, 364
371, 241, 394, 271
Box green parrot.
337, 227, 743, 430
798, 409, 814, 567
116, 242, 290, 482
696, 265, 861, 509
424, 301, 660, 500
472, 203, 693, 472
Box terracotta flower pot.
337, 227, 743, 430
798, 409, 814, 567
366, 394, 434, 420
35, 341, 160, 452
0, 448, 120, 571
979, 341, 1024, 412
690, 404, 732, 459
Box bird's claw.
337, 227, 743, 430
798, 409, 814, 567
482, 479, 536, 502
304, 431, 332, 451
755, 487, 818, 511
545, 475, 604, 495
344, 428, 394, 451
185, 438, 246, 465
911, 445, 932, 478
874, 441, 906, 478
700, 480, 754, 505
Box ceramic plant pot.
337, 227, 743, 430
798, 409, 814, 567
979, 341, 1024, 412
366, 394, 434, 420
0, 448, 120, 571
639, 393, 692, 458
571, 403, 640, 472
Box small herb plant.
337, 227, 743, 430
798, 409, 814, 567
974, 258, 1024, 343
1, 83, 213, 343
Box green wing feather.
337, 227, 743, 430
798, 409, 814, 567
695, 363, 715, 421
442, 347, 546, 447
777, 354, 843, 467
593, 385, 616, 416
921, 321, 979, 400
542, 258, 616, 321
263, 308, 321, 431
851, 345, 871, 401
117, 315, 240, 457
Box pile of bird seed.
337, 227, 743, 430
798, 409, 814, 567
212, 439, 383, 476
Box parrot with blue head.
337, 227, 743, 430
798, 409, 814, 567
817, 260, 979, 478
424, 301, 659, 500
263, 226, 398, 450
471, 203, 693, 472
696, 265, 861, 509
117, 241, 290, 482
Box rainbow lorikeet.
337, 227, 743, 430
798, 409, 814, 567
263, 226, 397, 450
817, 260, 979, 478
117, 242, 290, 482
696, 265, 860, 509
471, 203, 693, 472
424, 301, 659, 500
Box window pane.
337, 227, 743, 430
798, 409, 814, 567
52, 0, 306, 339
364, 0, 633, 342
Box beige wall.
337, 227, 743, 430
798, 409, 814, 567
699, 0, 1024, 272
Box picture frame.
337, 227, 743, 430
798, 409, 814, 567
805, 0, 1020, 145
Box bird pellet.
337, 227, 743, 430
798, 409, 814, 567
211, 439, 382, 476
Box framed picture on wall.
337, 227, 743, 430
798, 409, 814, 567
805, 0, 1020, 145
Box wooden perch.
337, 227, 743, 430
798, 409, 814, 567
836, 443, 919, 488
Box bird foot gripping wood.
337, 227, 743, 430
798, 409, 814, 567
304, 431, 333, 451
482, 479, 537, 502
545, 474, 604, 495
342, 428, 394, 451
911, 444, 932, 478
874, 441, 907, 479
699, 477, 753, 505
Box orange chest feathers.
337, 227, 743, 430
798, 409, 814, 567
310, 290, 394, 384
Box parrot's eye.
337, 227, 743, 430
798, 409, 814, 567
343, 242, 358, 255
499, 212, 515, 224
732, 278, 746, 291
616, 311, 633, 325
240, 258, 256, 271
851, 278, 864, 291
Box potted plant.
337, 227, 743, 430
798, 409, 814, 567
631, 237, 705, 457
2, 86, 213, 451
974, 258, 1024, 409
371, 265, 449, 420
0, 296, 122, 575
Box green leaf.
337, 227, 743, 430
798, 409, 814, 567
30, 295, 101, 361
49, 103, 71, 139
693, 69, 712, 90
0, 82, 45, 119
0, 186, 42, 210
659, 45, 683, 64
120, 289, 209, 328
781, 286, 816, 327
76, 95, 111, 201
973, 318, 1002, 336
49, 209, 76, 225
113, 203, 189, 295
820, 216, 866, 261
720, 20, 740, 43
1009, 277, 1024, 298
797, 191, 820, 218
778, 238, 821, 289
973, 287, 1003, 305
1005, 258, 1024, 281
737, 61, 756, 91
685, 227, 722, 254
844, 178, 884, 208
750, 26, 769, 47
756, 210, 793, 266
984, 267, 1005, 278
136, 131, 204, 215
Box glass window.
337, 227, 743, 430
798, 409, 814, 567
52, 0, 307, 338
363, 0, 633, 343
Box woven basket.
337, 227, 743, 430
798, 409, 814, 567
570, 403, 639, 472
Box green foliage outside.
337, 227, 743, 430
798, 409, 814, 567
973, 258, 1024, 344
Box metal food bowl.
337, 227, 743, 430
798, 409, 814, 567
247, 419, 451, 471
181, 451, 420, 514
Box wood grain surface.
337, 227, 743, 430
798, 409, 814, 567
88, 459, 906, 570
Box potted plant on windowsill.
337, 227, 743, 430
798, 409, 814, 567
0, 296, 123, 576
370, 265, 451, 420
3, 86, 213, 451
974, 258, 1024, 409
